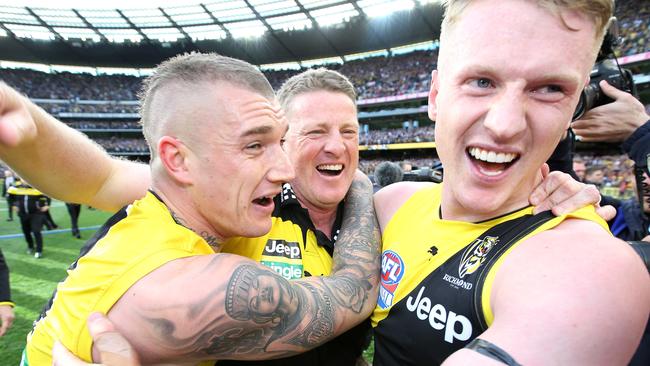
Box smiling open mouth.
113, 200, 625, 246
468, 147, 519, 176
253, 196, 273, 206
317, 164, 344, 176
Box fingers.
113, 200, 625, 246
87, 313, 140, 366
0, 83, 35, 147
598, 80, 627, 100
531, 172, 601, 215
595, 205, 617, 222
0, 306, 15, 337
642, 235, 650, 243
530, 171, 571, 208
52, 313, 139, 366
540, 163, 550, 179
53, 341, 100, 366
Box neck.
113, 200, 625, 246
440, 188, 532, 223
151, 184, 224, 252
308, 208, 338, 239
295, 197, 338, 239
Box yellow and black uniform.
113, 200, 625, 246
8, 180, 49, 255
220, 183, 371, 366
22, 191, 215, 366
371, 184, 608, 365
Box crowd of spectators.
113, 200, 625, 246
360, 126, 435, 145
65, 121, 140, 130
360, 157, 441, 176
38, 103, 139, 115
575, 153, 638, 200
2, 50, 437, 106
616, 0, 650, 57
93, 137, 149, 154
0, 69, 141, 101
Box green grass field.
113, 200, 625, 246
0, 200, 112, 364
0, 199, 375, 364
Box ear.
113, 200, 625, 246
158, 136, 193, 185
428, 70, 440, 122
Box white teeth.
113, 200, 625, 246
317, 164, 343, 171
480, 150, 488, 161
469, 147, 517, 163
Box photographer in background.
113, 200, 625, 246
572, 79, 650, 243
547, 18, 650, 244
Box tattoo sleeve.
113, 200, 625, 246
132, 175, 380, 362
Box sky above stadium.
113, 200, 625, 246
10, 0, 199, 9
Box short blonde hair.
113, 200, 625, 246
277, 68, 356, 113
441, 0, 614, 46
139, 52, 274, 160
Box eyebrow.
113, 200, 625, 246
240, 125, 273, 138
466, 65, 580, 85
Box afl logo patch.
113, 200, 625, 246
378, 250, 405, 309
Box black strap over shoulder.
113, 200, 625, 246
473, 210, 556, 329
466, 338, 523, 366
628, 241, 650, 273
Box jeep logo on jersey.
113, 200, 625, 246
378, 250, 405, 309
458, 236, 498, 278
263, 239, 302, 259
406, 286, 473, 344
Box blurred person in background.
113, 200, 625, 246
572, 160, 587, 181
66, 203, 82, 239
7, 176, 50, 259
373, 161, 404, 193
3, 169, 14, 221
0, 249, 15, 337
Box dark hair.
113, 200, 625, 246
374, 162, 404, 187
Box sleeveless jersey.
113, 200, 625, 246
24, 191, 215, 365
220, 183, 370, 366
372, 184, 608, 365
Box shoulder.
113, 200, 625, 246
489, 219, 650, 364
497, 218, 648, 295
374, 181, 436, 231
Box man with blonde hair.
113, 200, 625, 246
371, 0, 648, 365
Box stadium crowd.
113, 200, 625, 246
359, 125, 435, 145
616, 0, 650, 56
92, 137, 149, 154
65, 121, 140, 130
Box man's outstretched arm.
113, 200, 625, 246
0, 83, 149, 212
106, 175, 381, 363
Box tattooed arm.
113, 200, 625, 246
105, 174, 380, 364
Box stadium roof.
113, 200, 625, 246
0, 0, 444, 68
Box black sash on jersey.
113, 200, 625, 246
373, 210, 556, 366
